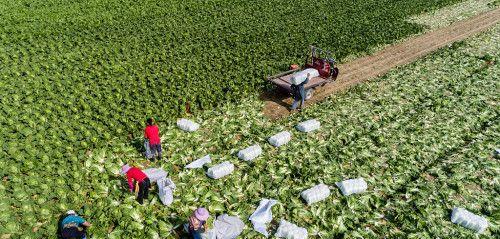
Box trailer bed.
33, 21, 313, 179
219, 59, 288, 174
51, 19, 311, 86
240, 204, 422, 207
269, 73, 330, 93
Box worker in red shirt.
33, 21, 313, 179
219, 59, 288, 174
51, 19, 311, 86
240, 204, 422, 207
144, 118, 162, 161
121, 164, 150, 204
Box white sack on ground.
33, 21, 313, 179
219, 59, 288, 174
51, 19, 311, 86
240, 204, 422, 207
274, 219, 308, 239
186, 155, 212, 169
268, 131, 291, 147
296, 119, 321, 133
213, 214, 245, 239
290, 68, 319, 85
143, 168, 168, 183
157, 177, 176, 205
300, 184, 330, 205
237, 144, 262, 161
201, 230, 217, 239
336, 178, 367, 196
177, 118, 200, 132
206, 162, 234, 179
249, 199, 278, 237
451, 207, 488, 233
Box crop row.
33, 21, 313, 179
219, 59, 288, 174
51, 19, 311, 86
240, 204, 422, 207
24, 27, 495, 238
370, 123, 499, 238
0, 0, 463, 154
1, 4, 498, 238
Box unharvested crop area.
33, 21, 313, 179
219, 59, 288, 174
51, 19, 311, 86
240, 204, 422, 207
0, 0, 464, 130
1, 0, 498, 238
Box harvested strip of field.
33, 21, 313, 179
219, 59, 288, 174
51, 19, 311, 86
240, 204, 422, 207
409, 0, 498, 29
263, 7, 500, 119
371, 124, 499, 237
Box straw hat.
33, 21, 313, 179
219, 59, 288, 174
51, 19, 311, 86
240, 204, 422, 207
194, 207, 209, 221
121, 164, 131, 175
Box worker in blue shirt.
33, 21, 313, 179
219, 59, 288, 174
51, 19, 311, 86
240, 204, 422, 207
60, 210, 92, 239
291, 73, 310, 110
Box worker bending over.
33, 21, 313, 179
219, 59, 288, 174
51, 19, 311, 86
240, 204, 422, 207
188, 207, 210, 239
60, 210, 91, 239
290, 73, 310, 110
121, 164, 151, 204
144, 117, 162, 161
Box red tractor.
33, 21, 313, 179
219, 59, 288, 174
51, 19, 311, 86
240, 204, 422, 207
268, 46, 339, 100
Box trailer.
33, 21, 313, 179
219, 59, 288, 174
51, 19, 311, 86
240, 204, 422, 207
267, 46, 339, 100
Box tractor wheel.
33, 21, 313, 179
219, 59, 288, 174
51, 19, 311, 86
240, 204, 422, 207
305, 89, 314, 100
332, 67, 339, 80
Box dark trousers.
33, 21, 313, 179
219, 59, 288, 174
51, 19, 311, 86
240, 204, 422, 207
150, 144, 162, 159
291, 85, 306, 110
61, 227, 86, 239
189, 229, 203, 239
137, 178, 150, 204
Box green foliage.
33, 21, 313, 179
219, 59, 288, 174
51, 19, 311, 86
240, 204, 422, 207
1, 1, 498, 238
0, 0, 463, 135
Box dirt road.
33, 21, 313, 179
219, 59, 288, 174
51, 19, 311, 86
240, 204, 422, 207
263, 8, 500, 120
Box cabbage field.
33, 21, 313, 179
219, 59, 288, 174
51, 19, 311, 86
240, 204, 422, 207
2, 23, 498, 238
0, 0, 466, 125
1, 0, 499, 238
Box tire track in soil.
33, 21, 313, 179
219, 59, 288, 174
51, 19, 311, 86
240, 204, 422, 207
262, 8, 500, 120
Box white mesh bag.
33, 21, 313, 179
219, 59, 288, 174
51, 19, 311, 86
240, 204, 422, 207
237, 144, 262, 161
213, 214, 244, 239
185, 155, 212, 169
300, 184, 331, 205
296, 119, 320, 133
268, 131, 291, 147
206, 162, 234, 179
157, 177, 176, 205
451, 207, 488, 233
143, 168, 168, 183
290, 68, 319, 85
177, 118, 200, 132
275, 219, 308, 239
335, 178, 367, 196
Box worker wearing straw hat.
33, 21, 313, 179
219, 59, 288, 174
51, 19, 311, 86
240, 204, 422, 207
60, 210, 91, 239
121, 164, 151, 204
188, 207, 210, 239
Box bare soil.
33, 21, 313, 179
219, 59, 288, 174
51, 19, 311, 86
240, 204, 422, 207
262, 8, 500, 120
